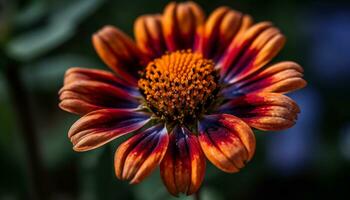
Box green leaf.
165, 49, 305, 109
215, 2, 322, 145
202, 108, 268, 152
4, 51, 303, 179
14, 0, 48, 28
50, 0, 105, 25
6, 0, 105, 61
6, 22, 74, 61
21, 53, 99, 90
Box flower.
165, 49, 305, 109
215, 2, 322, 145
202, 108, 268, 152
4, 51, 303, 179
59, 1, 306, 196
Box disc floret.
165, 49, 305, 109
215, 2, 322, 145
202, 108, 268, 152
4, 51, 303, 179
138, 50, 218, 124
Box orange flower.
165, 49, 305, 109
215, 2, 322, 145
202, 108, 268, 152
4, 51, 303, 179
59, 1, 306, 196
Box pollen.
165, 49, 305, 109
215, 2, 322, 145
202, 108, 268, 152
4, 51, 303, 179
138, 50, 218, 123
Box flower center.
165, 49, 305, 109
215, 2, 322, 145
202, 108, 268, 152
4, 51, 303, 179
138, 50, 218, 123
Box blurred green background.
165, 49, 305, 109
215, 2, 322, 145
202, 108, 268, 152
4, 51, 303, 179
1, 0, 350, 199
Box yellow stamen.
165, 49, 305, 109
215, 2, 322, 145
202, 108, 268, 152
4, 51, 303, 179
138, 50, 218, 123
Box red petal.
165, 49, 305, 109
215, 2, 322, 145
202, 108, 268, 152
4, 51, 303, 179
238, 61, 307, 94
195, 6, 253, 60
115, 124, 169, 184
63, 67, 135, 92
162, 2, 205, 51
92, 26, 148, 85
134, 14, 167, 59
217, 22, 285, 84
219, 92, 300, 131
160, 126, 205, 196
198, 114, 255, 173
222, 62, 307, 97
68, 109, 150, 152
59, 68, 139, 115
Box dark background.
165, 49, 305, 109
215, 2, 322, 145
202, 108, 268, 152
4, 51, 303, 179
1, 0, 350, 199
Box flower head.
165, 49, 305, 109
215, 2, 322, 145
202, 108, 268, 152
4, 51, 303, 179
59, 1, 306, 196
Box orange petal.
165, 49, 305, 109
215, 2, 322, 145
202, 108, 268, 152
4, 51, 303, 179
219, 92, 300, 131
134, 14, 166, 59
198, 114, 255, 173
196, 6, 253, 59
222, 61, 307, 97
218, 22, 286, 84
68, 109, 150, 151
92, 25, 147, 86
160, 126, 205, 196
63, 67, 133, 89
59, 68, 139, 115
115, 124, 169, 184
162, 1, 205, 51
239, 61, 306, 94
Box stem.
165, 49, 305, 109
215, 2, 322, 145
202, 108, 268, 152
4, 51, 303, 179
193, 189, 201, 200
4, 59, 50, 200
